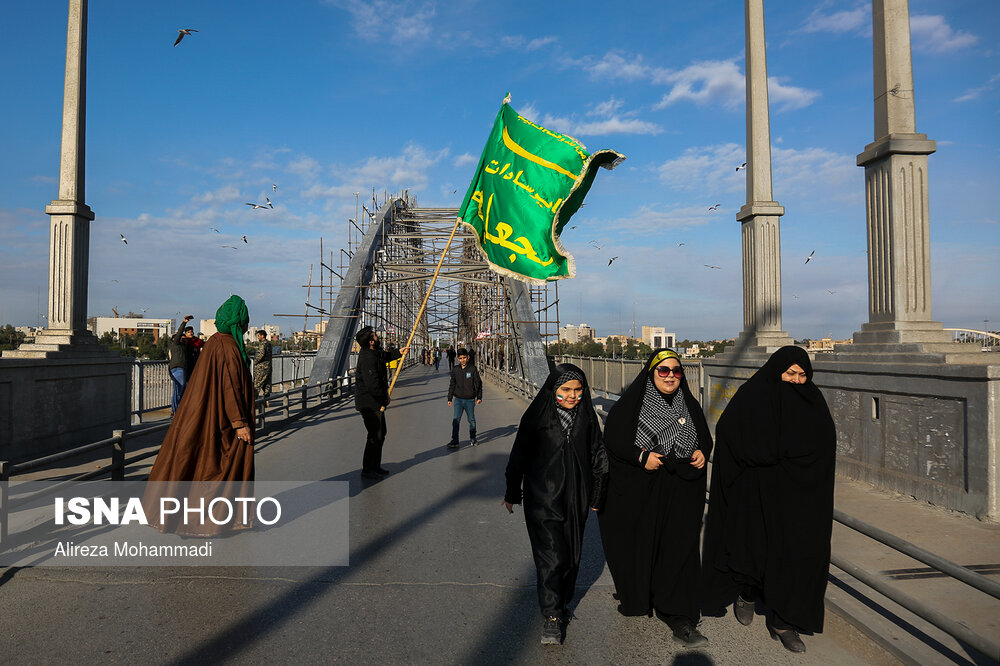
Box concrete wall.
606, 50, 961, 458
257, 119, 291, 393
703, 354, 1000, 521
0, 356, 132, 463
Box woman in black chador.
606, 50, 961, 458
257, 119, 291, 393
701, 346, 836, 654
598, 349, 713, 647
503, 364, 608, 646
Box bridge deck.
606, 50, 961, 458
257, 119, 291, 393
2, 365, 996, 663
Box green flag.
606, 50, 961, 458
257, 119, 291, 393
458, 98, 624, 283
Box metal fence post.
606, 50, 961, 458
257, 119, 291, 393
0, 460, 9, 544
283, 392, 290, 420
112, 429, 126, 481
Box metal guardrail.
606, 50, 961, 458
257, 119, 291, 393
0, 373, 353, 544
483, 359, 998, 661
129, 352, 320, 424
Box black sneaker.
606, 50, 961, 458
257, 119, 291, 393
375, 467, 390, 476
540, 616, 561, 645
360, 469, 381, 480
446, 441, 459, 450
671, 620, 708, 648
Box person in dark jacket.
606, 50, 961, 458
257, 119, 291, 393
598, 348, 714, 647
168, 314, 195, 413
503, 364, 608, 646
447, 348, 482, 448
354, 326, 406, 479
701, 346, 836, 654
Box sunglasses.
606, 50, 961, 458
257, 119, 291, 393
655, 366, 684, 378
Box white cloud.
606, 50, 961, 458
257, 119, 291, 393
909, 15, 977, 53
585, 52, 652, 81
192, 185, 243, 205
657, 143, 746, 193
301, 143, 449, 201
953, 73, 1000, 103
501, 35, 557, 52
330, 0, 437, 42
800, 3, 871, 35
287, 155, 322, 179
560, 117, 662, 136
590, 97, 625, 117
527, 98, 661, 137
653, 60, 819, 112
453, 153, 478, 167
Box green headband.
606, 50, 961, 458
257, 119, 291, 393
647, 349, 680, 372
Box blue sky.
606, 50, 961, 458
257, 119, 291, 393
1, 1, 997, 340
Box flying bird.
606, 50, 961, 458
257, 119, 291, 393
173, 29, 198, 47
120, 234, 128, 245
676, 242, 685, 247
245, 202, 267, 210
111, 279, 119, 283
241, 235, 248, 244
266, 197, 274, 209
608, 256, 619, 266
703, 264, 721, 270
708, 204, 721, 211
589, 240, 602, 250
736, 162, 747, 171
451, 189, 457, 195
792, 293, 799, 299
272, 184, 278, 192
804, 250, 815, 264
827, 289, 837, 295
209, 227, 220, 233
569, 225, 578, 230
221, 245, 239, 250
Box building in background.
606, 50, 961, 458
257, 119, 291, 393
641, 326, 676, 349
559, 322, 595, 343
90, 316, 173, 341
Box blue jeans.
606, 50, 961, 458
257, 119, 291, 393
451, 398, 477, 443
170, 366, 187, 413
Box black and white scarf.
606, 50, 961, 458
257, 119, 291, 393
634, 376, 699, 459
553, 369, 583, 439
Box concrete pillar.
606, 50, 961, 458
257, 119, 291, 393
848, 0, 951, 350
6, 0, 107, 358
735, 0, 793, 353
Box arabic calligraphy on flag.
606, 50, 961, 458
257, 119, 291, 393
458, 99, 624, 283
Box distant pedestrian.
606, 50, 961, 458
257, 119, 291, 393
503, 364, 608, 646
168, 314, 194, 413
433, 347, 441, 370
702, 346, 836, 654
447, 346, 456, 370
447, 348, 482, 448
144, 295, 255, 535
354, 326, 407, 480
252, 330, 272, 398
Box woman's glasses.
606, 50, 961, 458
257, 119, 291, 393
655, 366, 683, 378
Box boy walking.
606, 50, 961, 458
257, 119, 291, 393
447, 348, 482, 449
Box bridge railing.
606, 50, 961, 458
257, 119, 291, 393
0, 371, 353, 544
129, 352, 318, 424
484, 355, 999, 661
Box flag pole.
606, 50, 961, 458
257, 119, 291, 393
385, 216, 463, 404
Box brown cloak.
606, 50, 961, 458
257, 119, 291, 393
144, 332, 255, 535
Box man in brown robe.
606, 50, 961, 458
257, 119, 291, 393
144, 295, 255, 535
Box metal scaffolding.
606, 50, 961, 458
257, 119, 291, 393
305, 196, 558, 388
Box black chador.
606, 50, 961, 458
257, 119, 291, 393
504, 364, 608, 620
701, 346, 836, 634
598, 349, 714, 625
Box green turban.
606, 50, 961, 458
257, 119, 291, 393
215, 294, 250, 365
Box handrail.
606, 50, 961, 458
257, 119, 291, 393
0, 372, 355, 543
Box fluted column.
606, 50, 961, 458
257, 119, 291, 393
851, 0, 950, 347
736, 0, 793, 352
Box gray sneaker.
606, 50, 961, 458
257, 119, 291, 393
541, 616, 561, 645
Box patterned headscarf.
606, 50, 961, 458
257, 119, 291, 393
553, 368, 584, 437
635, 352, 699, 459
215, 294, 250, 365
